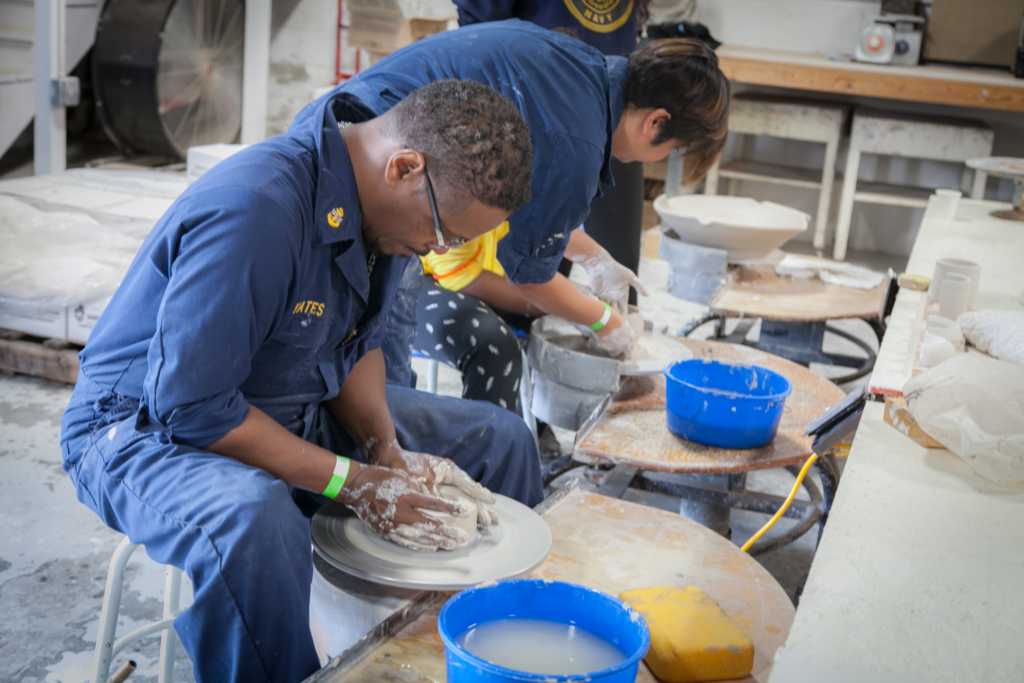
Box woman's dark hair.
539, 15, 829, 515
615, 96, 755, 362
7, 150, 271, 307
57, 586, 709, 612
625, 38, 730, 183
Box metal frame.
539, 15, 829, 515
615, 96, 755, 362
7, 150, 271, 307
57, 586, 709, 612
680, 314, 884, 386
587, 458, 840, 555
92, 537, 182, 683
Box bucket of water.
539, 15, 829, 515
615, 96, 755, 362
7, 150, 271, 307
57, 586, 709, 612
437, 578, 650, 682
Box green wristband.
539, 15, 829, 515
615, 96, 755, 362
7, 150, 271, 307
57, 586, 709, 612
322, 456, 351, 499
589, 303, 612, 330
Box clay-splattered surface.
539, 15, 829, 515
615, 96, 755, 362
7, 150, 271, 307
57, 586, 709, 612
325, 490, 795, 683
575, 339, 845, 474
712, 264, 885, 321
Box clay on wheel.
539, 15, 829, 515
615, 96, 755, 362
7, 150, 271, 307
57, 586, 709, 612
421, 484, 479, 546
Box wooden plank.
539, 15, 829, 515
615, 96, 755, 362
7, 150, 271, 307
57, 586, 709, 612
718, 48, 1024, 113
0, 337, 79, 384
574, 339, 845, 474
718, 160, 825, 189
712, 264, 886, 322
320, 489, 796, 683
854, 181, 932, 208
882, 397, 943, 449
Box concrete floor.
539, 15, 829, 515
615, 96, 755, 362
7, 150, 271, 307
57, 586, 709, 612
0, 244, 902, 682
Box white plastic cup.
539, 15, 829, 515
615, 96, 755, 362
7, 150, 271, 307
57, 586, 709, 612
939, 273, 971, 320
926, 315, 963, 344
928, 257, 981, 306
919, 333, 956, 368
932, 189, 962, 220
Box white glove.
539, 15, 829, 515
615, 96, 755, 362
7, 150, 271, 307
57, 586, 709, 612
335, 464, 471, 552
431, 459, 499, 525
576, 247, 649, 315
370, 439, 498, 526
575, 318, 637, 360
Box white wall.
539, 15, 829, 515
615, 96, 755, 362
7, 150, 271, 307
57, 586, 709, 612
266, 0, 456, 136
691, 0, 879, 55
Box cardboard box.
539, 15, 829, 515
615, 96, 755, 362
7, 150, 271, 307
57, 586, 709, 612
0, 305, 67, 341
923, 0, 1024, 68
347, 0, 450, 54
186, 143, 248, 184
67, 296, 113, 345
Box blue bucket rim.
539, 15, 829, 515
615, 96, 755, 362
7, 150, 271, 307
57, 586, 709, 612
437, 578, 651, 682
663, 359, 793, 402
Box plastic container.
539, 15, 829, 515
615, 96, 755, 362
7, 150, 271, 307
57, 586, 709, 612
663, 359, 793, 449
438, 579, 650, 683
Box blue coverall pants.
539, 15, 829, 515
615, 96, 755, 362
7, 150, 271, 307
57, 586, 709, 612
61, 372, 543, 683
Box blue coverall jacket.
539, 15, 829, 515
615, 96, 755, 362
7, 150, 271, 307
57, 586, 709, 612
60, 93, 542, 683
301, 19, 629, 286
455, 0, 641, 56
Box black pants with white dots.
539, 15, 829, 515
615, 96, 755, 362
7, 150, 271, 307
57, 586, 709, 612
413, 275, 525, 415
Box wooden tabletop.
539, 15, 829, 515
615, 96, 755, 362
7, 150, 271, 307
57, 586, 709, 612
574, 339, 844, 474
322, 488, 795, 683
712, 264, 886, 322
717, 45, 1024, 113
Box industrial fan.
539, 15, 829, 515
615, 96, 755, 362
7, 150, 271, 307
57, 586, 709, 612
92, 0, 244, 159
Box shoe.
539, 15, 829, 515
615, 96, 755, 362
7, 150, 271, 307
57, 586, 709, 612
537, 423, 562, 461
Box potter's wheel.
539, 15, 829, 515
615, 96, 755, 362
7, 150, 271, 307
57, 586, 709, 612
966, 157, 1024, 221
311, 495, 552, 590
549, 334, 693, 375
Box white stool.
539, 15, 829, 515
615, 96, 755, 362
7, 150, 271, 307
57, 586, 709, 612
92, 537, 182, 683
704, 95, 850, 251
833, 109, 994, 261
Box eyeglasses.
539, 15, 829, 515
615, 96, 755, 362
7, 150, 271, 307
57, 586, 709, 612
425, 171, 467, 249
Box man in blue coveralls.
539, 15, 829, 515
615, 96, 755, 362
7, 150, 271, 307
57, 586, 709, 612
60, 80, 540, 682
300, 19, 730, 379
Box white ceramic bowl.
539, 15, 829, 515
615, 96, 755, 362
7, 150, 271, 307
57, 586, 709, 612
926, 315, 963, 344
653, 195, 810, 262
919, 333, 956, 368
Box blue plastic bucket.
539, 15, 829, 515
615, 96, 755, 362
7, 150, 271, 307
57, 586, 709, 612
438, 579, 650, 683
663, 359, 793, 449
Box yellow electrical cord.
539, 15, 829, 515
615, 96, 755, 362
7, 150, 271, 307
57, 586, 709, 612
741, 453, 818, 553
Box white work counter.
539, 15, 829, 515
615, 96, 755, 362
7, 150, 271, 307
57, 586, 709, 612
769, 199, 1024, 683
869, 198, 1024, 396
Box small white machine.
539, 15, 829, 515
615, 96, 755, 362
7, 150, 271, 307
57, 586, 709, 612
855, 15, 925, 66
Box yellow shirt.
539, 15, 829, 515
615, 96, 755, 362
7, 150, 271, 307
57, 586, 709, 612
420, 221, 508, 292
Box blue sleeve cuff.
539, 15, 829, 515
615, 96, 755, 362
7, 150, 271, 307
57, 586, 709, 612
138, 390, 251, 448
497, 239, 564, 285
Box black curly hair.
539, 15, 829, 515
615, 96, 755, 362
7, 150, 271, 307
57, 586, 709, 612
384, 79, 533, 214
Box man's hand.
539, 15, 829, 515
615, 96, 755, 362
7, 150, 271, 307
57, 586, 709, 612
336, 462, 473, 551
577, 247, 648, 315
366, 438, 498, 526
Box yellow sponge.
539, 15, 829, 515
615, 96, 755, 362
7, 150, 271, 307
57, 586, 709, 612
620, 586, 754, 683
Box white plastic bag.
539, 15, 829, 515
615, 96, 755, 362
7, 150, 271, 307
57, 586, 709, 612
957, 310, 1024, 367
0, 194, 152, 311
775, 254, 883, 289
904, 353, 1024, 485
